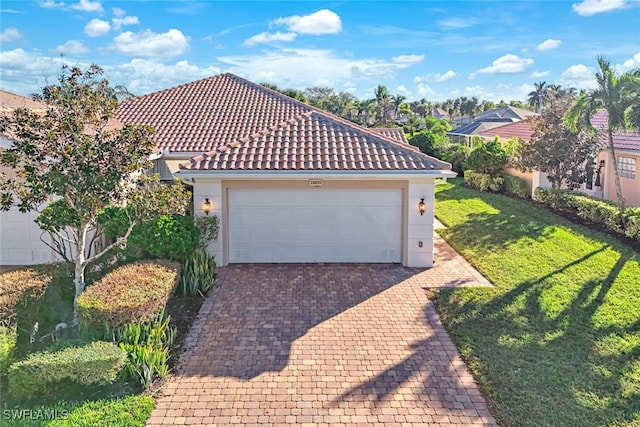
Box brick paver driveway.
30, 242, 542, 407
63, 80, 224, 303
148, 234, 498, 426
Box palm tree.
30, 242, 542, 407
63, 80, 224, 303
565, 56, 640, 217
373, 85, 391, 124
528, 81, 548, 113
390, 94, 407, 121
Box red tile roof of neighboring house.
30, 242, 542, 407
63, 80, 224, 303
433, 108, 449, 118
591, 110, 640, 152
185, 110, 446, 171
477, 121, 534, 141
370, 128, 409, 144
116, 73, 450, 172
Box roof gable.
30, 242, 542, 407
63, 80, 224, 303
477, 121, 534, 141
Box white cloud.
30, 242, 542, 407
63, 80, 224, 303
243, 31, 297, 46
112, 7, 125, 17
39, 0, 65, 9
475, 54, 534, 75
0, 49, 67, 95
104, 59, 221, 95
537, 39, 562, 51
217, 48, 416, 91
54, 40, 89, 54
416, 83, 436, 97
391, 54, 424, 64
414, 70, 457, 83
572, 0, 626, 15
85, 18, 110, 37
70, 0, 103, 13
272, 9, 342, 35
112, 15, 139, 31
617, 52, 640, 73
438, 17, 480, 29
110, 29, 189, 58
531, 70, 550, 78
395, 85, 409, 95
0, 28, 23, 42
559, 64, 597, 89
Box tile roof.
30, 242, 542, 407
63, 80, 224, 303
116, 73, 450, 172
591, 110, 640, 152
370, 128, 409, 144
449, 121, 506, 136
474, 105, 537, 121
184, 110, 449, 172
477, 121, 534, 141
116, 74, 311, 154
0, 90, 47, 114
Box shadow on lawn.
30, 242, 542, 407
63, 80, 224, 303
436, 247, 640, 426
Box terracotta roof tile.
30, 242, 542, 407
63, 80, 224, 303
477, 121, 534, 141
184, 111, 447, 172
370, 128, 409, 144
117, 73, 450, 172
591, 110, 640, 152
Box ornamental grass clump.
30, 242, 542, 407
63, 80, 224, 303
178, 249, 217, 297
76, 261, 179, 337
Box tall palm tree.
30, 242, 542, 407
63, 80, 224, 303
565, 56, 640, 216
528, 81, 548, 113
390, 94, 407, 121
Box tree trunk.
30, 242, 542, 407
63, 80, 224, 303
608, 128, 626, 220
72, 225, 88, 325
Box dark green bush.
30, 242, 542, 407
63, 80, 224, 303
77, 261, 180, 336
408, 132, 439, 157
440, 143, 468, 174
125, 214, 199, 262
7, 341, 127, 401
503, 174, 528, 198
534, 188, 639, 242
0, 268, 51, 328
0, 326, 17, 374
464, 170, 504, 192
464, 139, 508, 176
179, 249, 217, 296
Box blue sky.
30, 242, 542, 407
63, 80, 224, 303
1, 0, 639, 102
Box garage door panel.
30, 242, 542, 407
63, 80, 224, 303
228, 188, 402, 263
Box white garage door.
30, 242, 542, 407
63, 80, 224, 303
0, 208, 53, 265
229, 188, 402, 263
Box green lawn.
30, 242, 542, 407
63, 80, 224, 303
434, 178, 640, 427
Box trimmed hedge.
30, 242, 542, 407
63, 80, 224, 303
77, 261, 180, 335
125, 214, 200, 262
534, 187, 640, 242
0, 268, 51, 327
502, 174, 528, 198
464, 170, 504, 192
7, 341, 127, 401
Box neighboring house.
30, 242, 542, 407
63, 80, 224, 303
117, 73, 455, 267
476, 112, 640, 207
433, 108, 450, 121
448, 105, 537, 145
587, 110, 640, 207
0, 91, 58, 265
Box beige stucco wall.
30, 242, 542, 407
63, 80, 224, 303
191, 176, 439, 268
603, 151, 640, 208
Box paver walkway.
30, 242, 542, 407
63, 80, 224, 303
147, 230, 497, 426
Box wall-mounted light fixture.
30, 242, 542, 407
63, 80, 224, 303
202, 198, 212, 216
418, 198, 426, 216
599, 159, 606, 167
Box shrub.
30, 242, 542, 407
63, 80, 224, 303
77, 261, 180, 336
125, 214, 199, 262
0, 326, 17, 373
534, 188, 639, 242
464, 170, 504, 192
0, 268, 51, 327
195, 215, 219, 249
503, 174, 528, 198
179, 249, 217, 296
408, 132, 439, 157
464, 139, 508, 176
7, 341, 127, 401
47, 395, 154, 427
117, 310, 176, 389
440, 143, 468, 174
